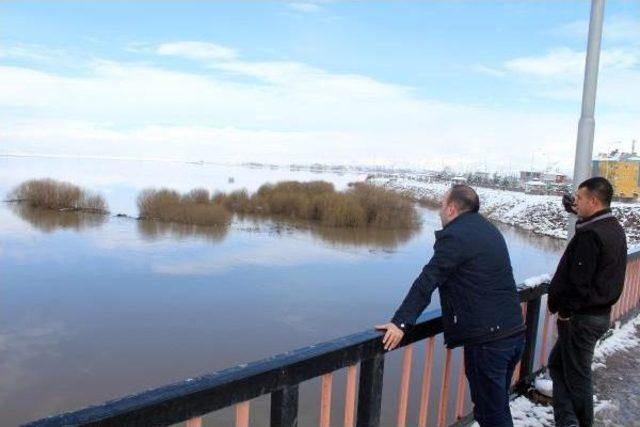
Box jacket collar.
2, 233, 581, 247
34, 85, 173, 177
576, 208, 613, 230
442, 210, 475, 230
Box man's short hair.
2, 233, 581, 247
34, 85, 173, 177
579, 176, 613, 206
447, 185, 480, 213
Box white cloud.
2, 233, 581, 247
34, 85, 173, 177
0, 43, 67, 62
505, 47, 585, 77
471, 64, 506, 77
156, 41, 237, 61
551, 15, 640, 44
288, 2, 322, 13
0, 41, 637, 173
505, 47, 638, 77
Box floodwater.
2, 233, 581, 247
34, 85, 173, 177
0, 156, 565, 426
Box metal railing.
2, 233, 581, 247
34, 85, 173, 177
26, 249, 640, 427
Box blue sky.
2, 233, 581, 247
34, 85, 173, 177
1, 1, 639, 172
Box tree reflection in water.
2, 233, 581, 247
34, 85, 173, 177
10, 203, 107, 233
137, 219, 230, 243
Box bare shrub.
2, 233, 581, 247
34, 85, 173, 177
348, 183, 418, 228
311, 193, 367, 227
182, 188, 210, 204
136, 181, 417, 229
223, 180, 417, 229
213, 189, 252, 214
8, 178, 108, 213
137, 188, 230, 226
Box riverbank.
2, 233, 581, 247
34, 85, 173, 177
369, 175, 640, 246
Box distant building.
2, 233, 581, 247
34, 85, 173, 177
592, 148, 640, 200
524, 180, 547, 194
520, 171, 543, 182
451, 176, 467, 185
541, 173, 568, 184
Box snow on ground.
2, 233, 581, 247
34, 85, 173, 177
370, 175, 640, 246
592, 315, 640, 370
510, 396, 555, 427
468, 311, 640, 427
508, 395, 616, 427
521, 274, 553, 289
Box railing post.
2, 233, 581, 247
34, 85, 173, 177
518, 295, 542, 390
356, 353, 385, 427
271, 385, 299, 427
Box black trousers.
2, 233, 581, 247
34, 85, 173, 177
464, 333, 525, 427
548, 313, 610, 427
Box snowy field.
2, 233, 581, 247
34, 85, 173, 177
370, 176, 640, 247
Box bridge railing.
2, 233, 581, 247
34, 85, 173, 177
26, 249, 640, 427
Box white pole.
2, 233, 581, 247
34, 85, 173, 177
568, 0, 606, 239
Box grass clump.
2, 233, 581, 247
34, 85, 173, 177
348, 183, 418, 228
216, 180, 419, 229
137, 188, 231, 226
137, 181, 418, 229
8, 178, 108, 213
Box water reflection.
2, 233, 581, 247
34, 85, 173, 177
493, 221, 566, 252
237, 215, 420, 249
309, 224, 417, 249
10, 203, 107, 233
137, 213, 420, 249
137, 219, 230, 242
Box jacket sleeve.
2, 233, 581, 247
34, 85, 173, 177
558, 231, 601, 317
391, 232, 463, 329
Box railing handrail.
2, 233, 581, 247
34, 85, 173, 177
26, 281, 553, 426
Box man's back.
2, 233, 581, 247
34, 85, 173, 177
382, 185, 526, 427
438, 212, 524, 347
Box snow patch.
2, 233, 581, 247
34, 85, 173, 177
534, 377, 553, 398
522, 274, 552, 289
592, 314, 640, 370
510, 395, 555, 427
371, 176, 640, 245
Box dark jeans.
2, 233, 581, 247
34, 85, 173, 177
464, 333, 525, 427
548, 313, 610, 427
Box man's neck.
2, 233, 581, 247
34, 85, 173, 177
578, 207, 610, 221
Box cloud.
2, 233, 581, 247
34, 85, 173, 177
471, 64, 506, 77
469, 41, 639, 118
0, 43, 68, 63
504, 47, 638, 77
0, 41, 637, 173
288, 2, 322, 13
505, 47, 584, 77
550, 15, 640, 44
156, 41, 237, 61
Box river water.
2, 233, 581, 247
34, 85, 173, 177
0, 156, 565, 426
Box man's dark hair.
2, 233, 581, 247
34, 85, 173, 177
579, 176, 613, 206
447, 184, 480, 213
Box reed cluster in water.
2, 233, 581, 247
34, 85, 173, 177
139, 181, 419, 229
7, 179, 419, 229
8, 179, 108, 213
137, 188, 232, 226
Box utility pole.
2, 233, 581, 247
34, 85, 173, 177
569, 0, 606, 239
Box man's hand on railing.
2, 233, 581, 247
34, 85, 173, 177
374, 323, 405, 351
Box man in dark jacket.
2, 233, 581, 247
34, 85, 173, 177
548, 177, 627, 427
376, 185, 525, 427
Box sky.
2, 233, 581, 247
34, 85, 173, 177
1, 1, 639, 173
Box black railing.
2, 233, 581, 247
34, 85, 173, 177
26, 249, 640, 427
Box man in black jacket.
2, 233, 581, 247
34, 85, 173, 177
376, 185, 525, 427
548, 177, 627, 427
